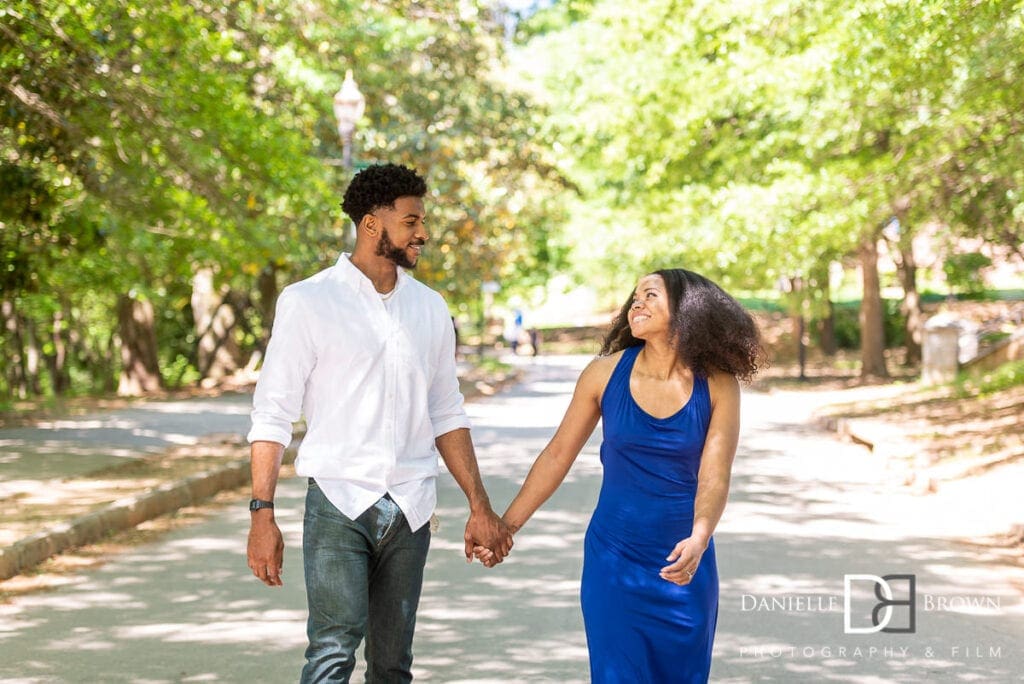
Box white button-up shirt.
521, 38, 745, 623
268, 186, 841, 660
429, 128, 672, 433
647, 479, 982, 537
247, 254, 470, 531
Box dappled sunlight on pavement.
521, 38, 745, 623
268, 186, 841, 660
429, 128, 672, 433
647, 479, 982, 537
711, 390, 1024, 682
0, 484, 310, 682
0, 356, 1021, 682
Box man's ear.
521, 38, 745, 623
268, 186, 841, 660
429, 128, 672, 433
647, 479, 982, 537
361, 214, 378, 237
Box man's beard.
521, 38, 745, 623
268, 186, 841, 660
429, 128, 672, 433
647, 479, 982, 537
376, 228, 421, 269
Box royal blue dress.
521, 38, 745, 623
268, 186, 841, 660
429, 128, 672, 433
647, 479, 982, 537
581, 345, 718, 683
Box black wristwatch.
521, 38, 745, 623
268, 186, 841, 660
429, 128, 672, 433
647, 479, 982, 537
249, 498, 275, 512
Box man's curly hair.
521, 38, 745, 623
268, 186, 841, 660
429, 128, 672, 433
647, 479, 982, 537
341, 163, 427, 226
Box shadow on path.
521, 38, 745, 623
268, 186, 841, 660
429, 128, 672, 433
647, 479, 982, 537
0, 356, 1021, 683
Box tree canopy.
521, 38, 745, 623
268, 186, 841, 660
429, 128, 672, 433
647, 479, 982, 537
2, 0, 1022, 396
514, 0, 1023, 291
2, 0, 565, 397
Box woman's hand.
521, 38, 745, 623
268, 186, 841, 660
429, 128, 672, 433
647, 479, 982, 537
659, 535, 708, 585
472, 521, 520, 568
472, 544, 499, 568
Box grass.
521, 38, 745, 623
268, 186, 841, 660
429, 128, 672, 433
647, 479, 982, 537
956, 360, 1024, 398
736, 297, 787, 313
473, 356, 515, 375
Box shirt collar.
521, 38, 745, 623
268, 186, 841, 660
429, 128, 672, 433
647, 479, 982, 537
333, 253, 408, 296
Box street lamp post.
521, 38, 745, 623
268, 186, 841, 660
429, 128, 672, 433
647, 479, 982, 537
333, 69, 366, 173
333, 69, 366, 246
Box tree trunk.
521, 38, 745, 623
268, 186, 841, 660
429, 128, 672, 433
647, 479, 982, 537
859, 236, 889, 379
103, 330, 118, 393
117, 294, 162, 396
257, 263, 278, 323
191, 267, 241, 381
795, 312, 807, 380
898, 244, 923, 367
256, 262, 278, 352
1, 300, 28, 399
819, 299, 837, 356
24, 318, 43, 396
813, 263, 837, 357
47, 309, 70, 394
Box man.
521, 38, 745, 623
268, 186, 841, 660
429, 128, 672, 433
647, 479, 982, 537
246, 163, 513, 683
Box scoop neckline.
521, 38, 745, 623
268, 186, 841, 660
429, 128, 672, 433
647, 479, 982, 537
625, 346, 695, 423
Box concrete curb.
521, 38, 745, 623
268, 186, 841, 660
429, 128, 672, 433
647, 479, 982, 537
0, 368, 522, 580
0, 439, 300, 581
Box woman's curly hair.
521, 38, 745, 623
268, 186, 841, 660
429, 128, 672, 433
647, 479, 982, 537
341, 163, 427, 226
600, 268, 765, 381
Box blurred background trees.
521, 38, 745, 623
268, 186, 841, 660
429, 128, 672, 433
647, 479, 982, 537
512, 0, 1024, 378
2, 0, 1022, 399
2, 0, 565, 398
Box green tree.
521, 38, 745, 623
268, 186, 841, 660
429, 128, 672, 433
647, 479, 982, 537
514, 0, 1024, 378
1, 0, 566, 399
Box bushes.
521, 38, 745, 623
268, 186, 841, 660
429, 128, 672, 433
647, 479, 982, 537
956, 360, 1024, 397
943, 253, 992, 298
816, 299, 907, 350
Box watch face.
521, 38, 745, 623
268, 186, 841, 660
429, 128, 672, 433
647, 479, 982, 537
249, 499, 273, 511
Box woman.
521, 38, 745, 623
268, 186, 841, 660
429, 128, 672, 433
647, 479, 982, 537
476, 268, 763, 683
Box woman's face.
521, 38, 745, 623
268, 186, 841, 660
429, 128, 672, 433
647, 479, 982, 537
627, 274, 671, 340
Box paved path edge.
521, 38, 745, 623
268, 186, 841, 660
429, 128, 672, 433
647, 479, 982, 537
0, 370, 522, 581
0, 438, 301, 580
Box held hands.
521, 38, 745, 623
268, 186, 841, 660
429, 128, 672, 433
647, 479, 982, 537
660, 535, 708, 586
464, 508, 514, 565
472, 544, 500, 568
471, 518, 519, 568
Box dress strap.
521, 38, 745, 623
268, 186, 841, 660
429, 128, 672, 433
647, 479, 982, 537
600, 345, 641, 412
612, 345, 641, 386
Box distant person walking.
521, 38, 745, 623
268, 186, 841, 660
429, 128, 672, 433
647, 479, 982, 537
504, 307, 525, 354
246, 163, 512, 683
476, 268, 763, 683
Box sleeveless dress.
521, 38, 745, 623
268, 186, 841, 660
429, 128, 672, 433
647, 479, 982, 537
581, 344, 718, 683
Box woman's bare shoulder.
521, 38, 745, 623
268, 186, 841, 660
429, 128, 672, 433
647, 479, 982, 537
706, 370, 740, 408
577, 351, 624, 397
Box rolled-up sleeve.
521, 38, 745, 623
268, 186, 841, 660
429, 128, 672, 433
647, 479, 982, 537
428, 309, 471, 438
247, 287, 316, 447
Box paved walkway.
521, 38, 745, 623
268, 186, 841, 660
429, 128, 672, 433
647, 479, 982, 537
0, 394, 253, 498
1, 356, 1022, 682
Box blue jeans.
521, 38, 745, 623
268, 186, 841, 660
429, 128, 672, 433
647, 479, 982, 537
300, 480, 431, 683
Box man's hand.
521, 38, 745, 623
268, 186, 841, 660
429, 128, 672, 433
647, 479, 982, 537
247, 512, 285, 586
463, 508, 513, 564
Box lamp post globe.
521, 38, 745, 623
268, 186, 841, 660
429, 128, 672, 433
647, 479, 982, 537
333, 69, 365, 171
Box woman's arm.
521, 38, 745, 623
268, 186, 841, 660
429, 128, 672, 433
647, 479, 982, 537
501, 356, 611, 532
474, 356, 614, 566
660, 371, 741, 584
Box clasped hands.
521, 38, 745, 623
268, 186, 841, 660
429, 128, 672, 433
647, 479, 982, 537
463, 507, 515, 565
469, 517, 518, 568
